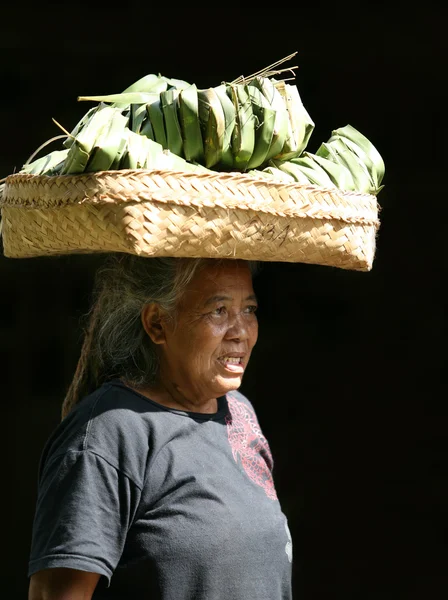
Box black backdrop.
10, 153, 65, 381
1, 3, 447, 598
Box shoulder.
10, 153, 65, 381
40, 381, 156, 485
227, 388, 254, 406
80, 380, 155, 447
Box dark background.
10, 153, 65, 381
1, 3, 447, 598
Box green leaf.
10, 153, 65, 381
21, 149, 69, 176
121, 74, 168, 94
78, 92, 159, 106
178, 84, 205, 163
147, 99, 168, 149
160, 88, 184, 158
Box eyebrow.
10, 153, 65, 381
204, 294, 258, 307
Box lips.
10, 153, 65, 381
217, 353, 246, 373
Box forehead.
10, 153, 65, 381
183, 261, 254, 304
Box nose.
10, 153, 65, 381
224, 311, 251, 341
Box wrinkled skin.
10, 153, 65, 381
140, 259, 259, 413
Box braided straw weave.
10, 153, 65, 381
0, 168, 380, 270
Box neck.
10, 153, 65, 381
126, 379, 219, 414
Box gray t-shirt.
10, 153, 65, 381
28, 380, 293, 599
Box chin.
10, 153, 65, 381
216, 375, 242, 395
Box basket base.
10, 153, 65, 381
1, 201, 377, 271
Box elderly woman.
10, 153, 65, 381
28, 254, 293, 600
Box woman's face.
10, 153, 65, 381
159, 260, 258, 404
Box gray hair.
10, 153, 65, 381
61, 253, 259, 419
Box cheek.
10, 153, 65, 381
186, 324, 225, 358
253, 326, 259, 344
249, 320, 259, 346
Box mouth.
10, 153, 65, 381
217, 354, 245, 374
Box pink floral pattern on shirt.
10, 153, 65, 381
225, 394, 277, 500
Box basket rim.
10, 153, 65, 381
1, 168, 380, 228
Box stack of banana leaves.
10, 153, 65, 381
20, 72, 384, 196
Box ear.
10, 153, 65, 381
141, 303, 169, 345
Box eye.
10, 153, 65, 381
212, 306, 227, 316
245, 305, 258, 314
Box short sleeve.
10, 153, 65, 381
28, 449, 142, 585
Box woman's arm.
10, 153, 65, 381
29, 568, 101, 600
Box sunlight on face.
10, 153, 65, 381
160, 260, 258, 403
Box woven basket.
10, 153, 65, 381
0, 168, 380, 271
